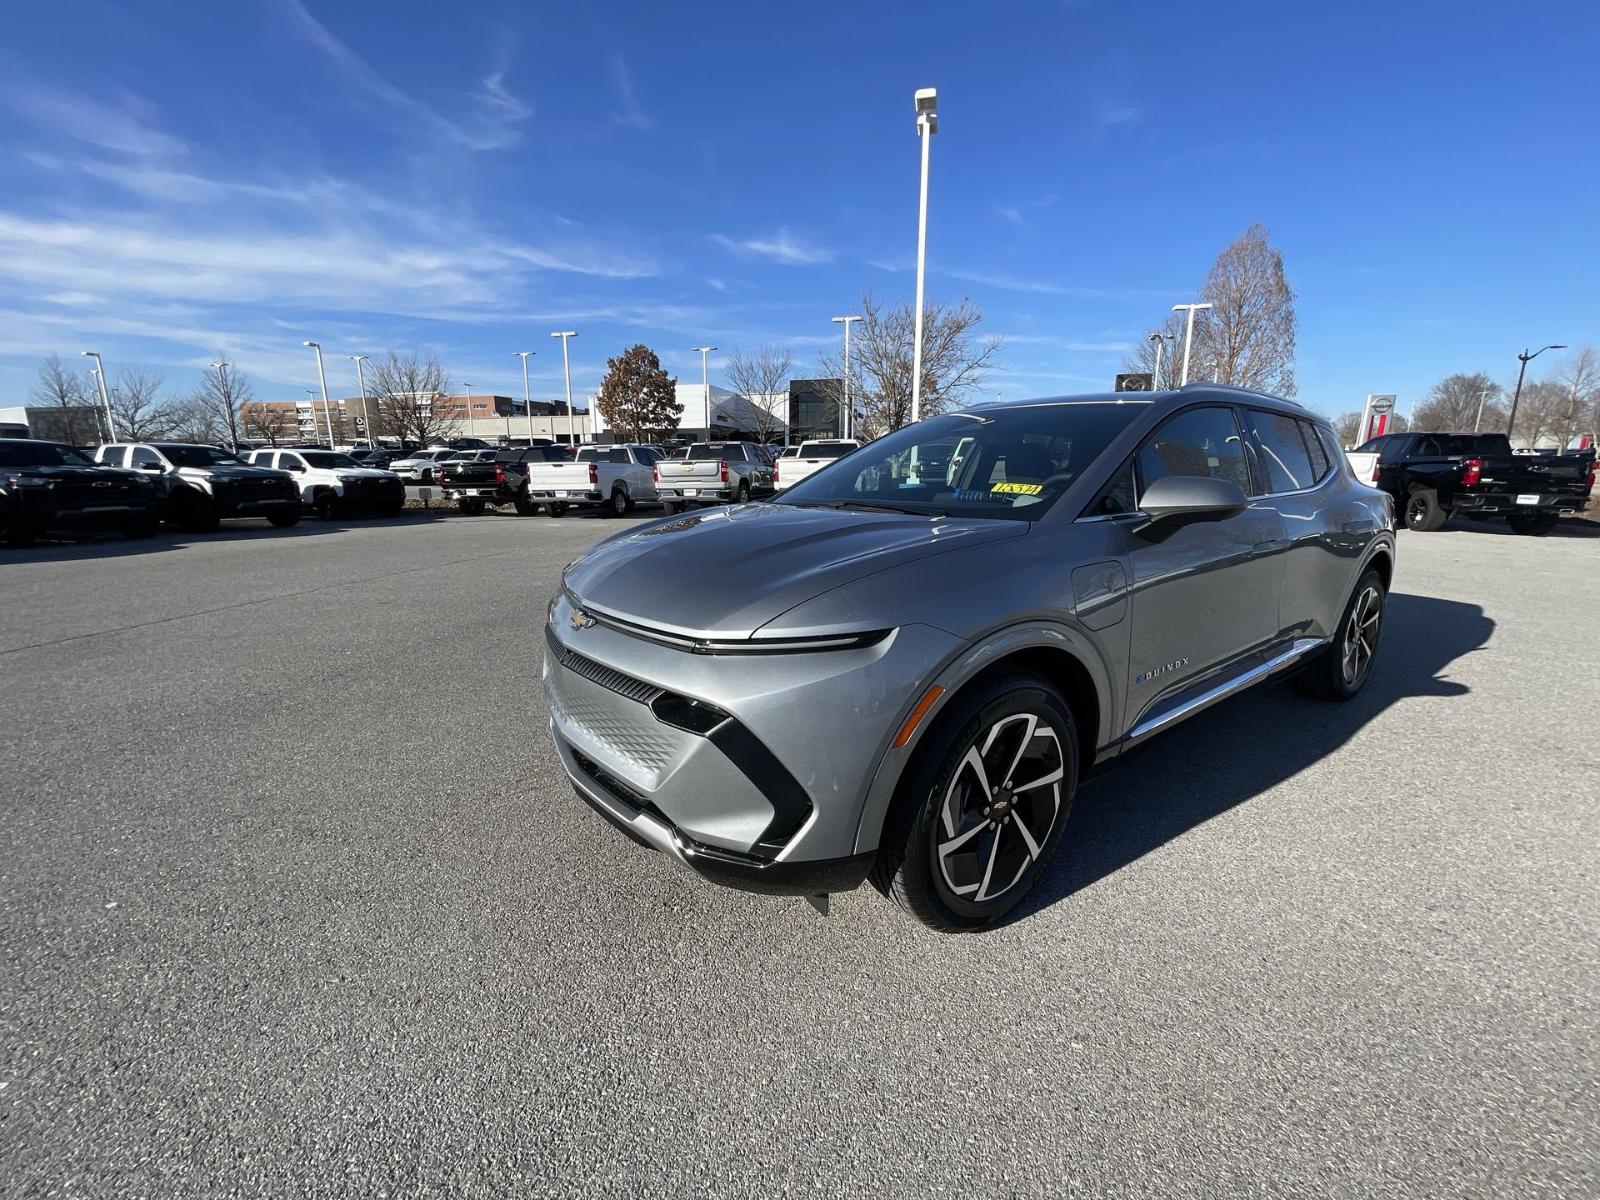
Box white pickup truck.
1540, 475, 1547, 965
521, 444, 662, 517
773, 439, 859, 491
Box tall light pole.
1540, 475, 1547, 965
910, 87, 938, 425
1147, 332, 1167, 391
1473, 388, 1495, 433
551, 331, 578, 445
515, 351, 536, 442
209, 358, 238, 449
693, 346, 717, 438
1171, 302, 1213, 386
80, 351, 116, 440
350, 355, 374, 446
462, 383, 471, 438
302, 341, 335, 446
1506, 344, 1566, 439
832, 315, 861, 438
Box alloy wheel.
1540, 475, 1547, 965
1341, 584, 1382, 684
935, 712, 1065, 904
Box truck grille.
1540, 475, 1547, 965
53, 479, 138, 505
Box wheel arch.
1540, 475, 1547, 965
851, 624, 1112, 857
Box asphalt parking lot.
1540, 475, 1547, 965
3, 511, 1597, 1197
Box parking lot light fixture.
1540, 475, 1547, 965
350, 355, 373, 446
81, 350, 117, 440
832, 316, 861, 438
693, 347, 717, 436
910, 87, 938, 426
302, 341, 335, 446
1170, 303, 1213, 386
462, 383, 471, 434
1147, 332, 1166, 391
1506, 344, 1566, 438
551, 332, 578, 445
516, 352, 536, 442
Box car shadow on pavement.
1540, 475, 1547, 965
1440, 515, 1600, 539
1013, 592, 1495, 925
0, 511, 456, 565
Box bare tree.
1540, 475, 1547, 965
816, 291, 999, 439
1552, 345, 1600, 448
189, 360, 253, 448
368, 351, 458, 444
240, 402, 296, 446
1121, 224, 1297, 396
722, 343, 793, 445
163, 397, 227, 444
1509, 380, 1569, 448
110, 367, 175, 440
1411, 372, 1503, 432
30, 354, 103, 443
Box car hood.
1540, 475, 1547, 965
179, 464, 289, 480
563, 502, 1025, 639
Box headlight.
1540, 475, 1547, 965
336, 474, 361, 484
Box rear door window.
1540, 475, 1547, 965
130, 446, 163, 469
1300, 420, 1332, 481
1245, 409, 1318, 493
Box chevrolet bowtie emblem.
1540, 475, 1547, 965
569, 609, 597, 631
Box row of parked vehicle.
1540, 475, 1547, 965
0, 433, 872, 545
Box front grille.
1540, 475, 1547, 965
545, 626, 663, 705
54, 480, 137, 505
343, 477, 402, 498
225, 477, 292, 501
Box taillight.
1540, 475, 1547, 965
495, 462, 505, 484
720, 459, 729, 483
1461, 457, 1482, 487
1587, 460, 1596, 491
773, 462, 780, 483
588, 462, 598, 486
652, 465, 660, 484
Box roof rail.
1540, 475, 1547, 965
1177, 381, 1303, 408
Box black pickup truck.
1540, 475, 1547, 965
437, 444, 573, 515
1, 438, 161, 545
1350, 431, 1595, 534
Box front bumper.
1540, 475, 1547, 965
541, 590, 961, 881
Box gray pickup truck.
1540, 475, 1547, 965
654, 442, 776, 514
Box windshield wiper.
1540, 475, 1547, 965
801, 499, 935, 516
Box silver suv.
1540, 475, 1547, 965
543, 387, 1396, 930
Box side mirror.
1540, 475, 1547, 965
140, 462, 164, 473
1137, 475, 1248, 530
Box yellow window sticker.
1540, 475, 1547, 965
991, 481, 1043, 496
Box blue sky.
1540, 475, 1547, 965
1, 0, 1595, 421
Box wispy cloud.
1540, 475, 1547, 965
1096, 101, 1140, 126
711, 227, 834, 266
942, 268, 1103, 297
611, 54, 654, 130
3, 86, 187, 157
283, 0, 531, 151
996, 205, 1026, 228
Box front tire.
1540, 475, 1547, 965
1294, 568, 1385, 701
313, 491, 340, 521
268, 509, 302, 528
872, 673, 1077, 932
1404, 488, 1448, 532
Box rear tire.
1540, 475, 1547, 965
1507, 511, 1557, 536
735, 481, 750, 504
606, 488, 628, 517
513, 490, 537, 516
1294, 568, 1385, 701
1403, 488, 1448, 532
661, 501, 682, 516
547, 502, 568, 518
871, 672, 1077, 932
458, 497, 487, 515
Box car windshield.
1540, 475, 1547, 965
800, 443, 857, 460
776, 403, 1148, 521
301, 452, 360, 468
0, 442, 95, 467
159, 445, 242, 467
687, 444, 746, 461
